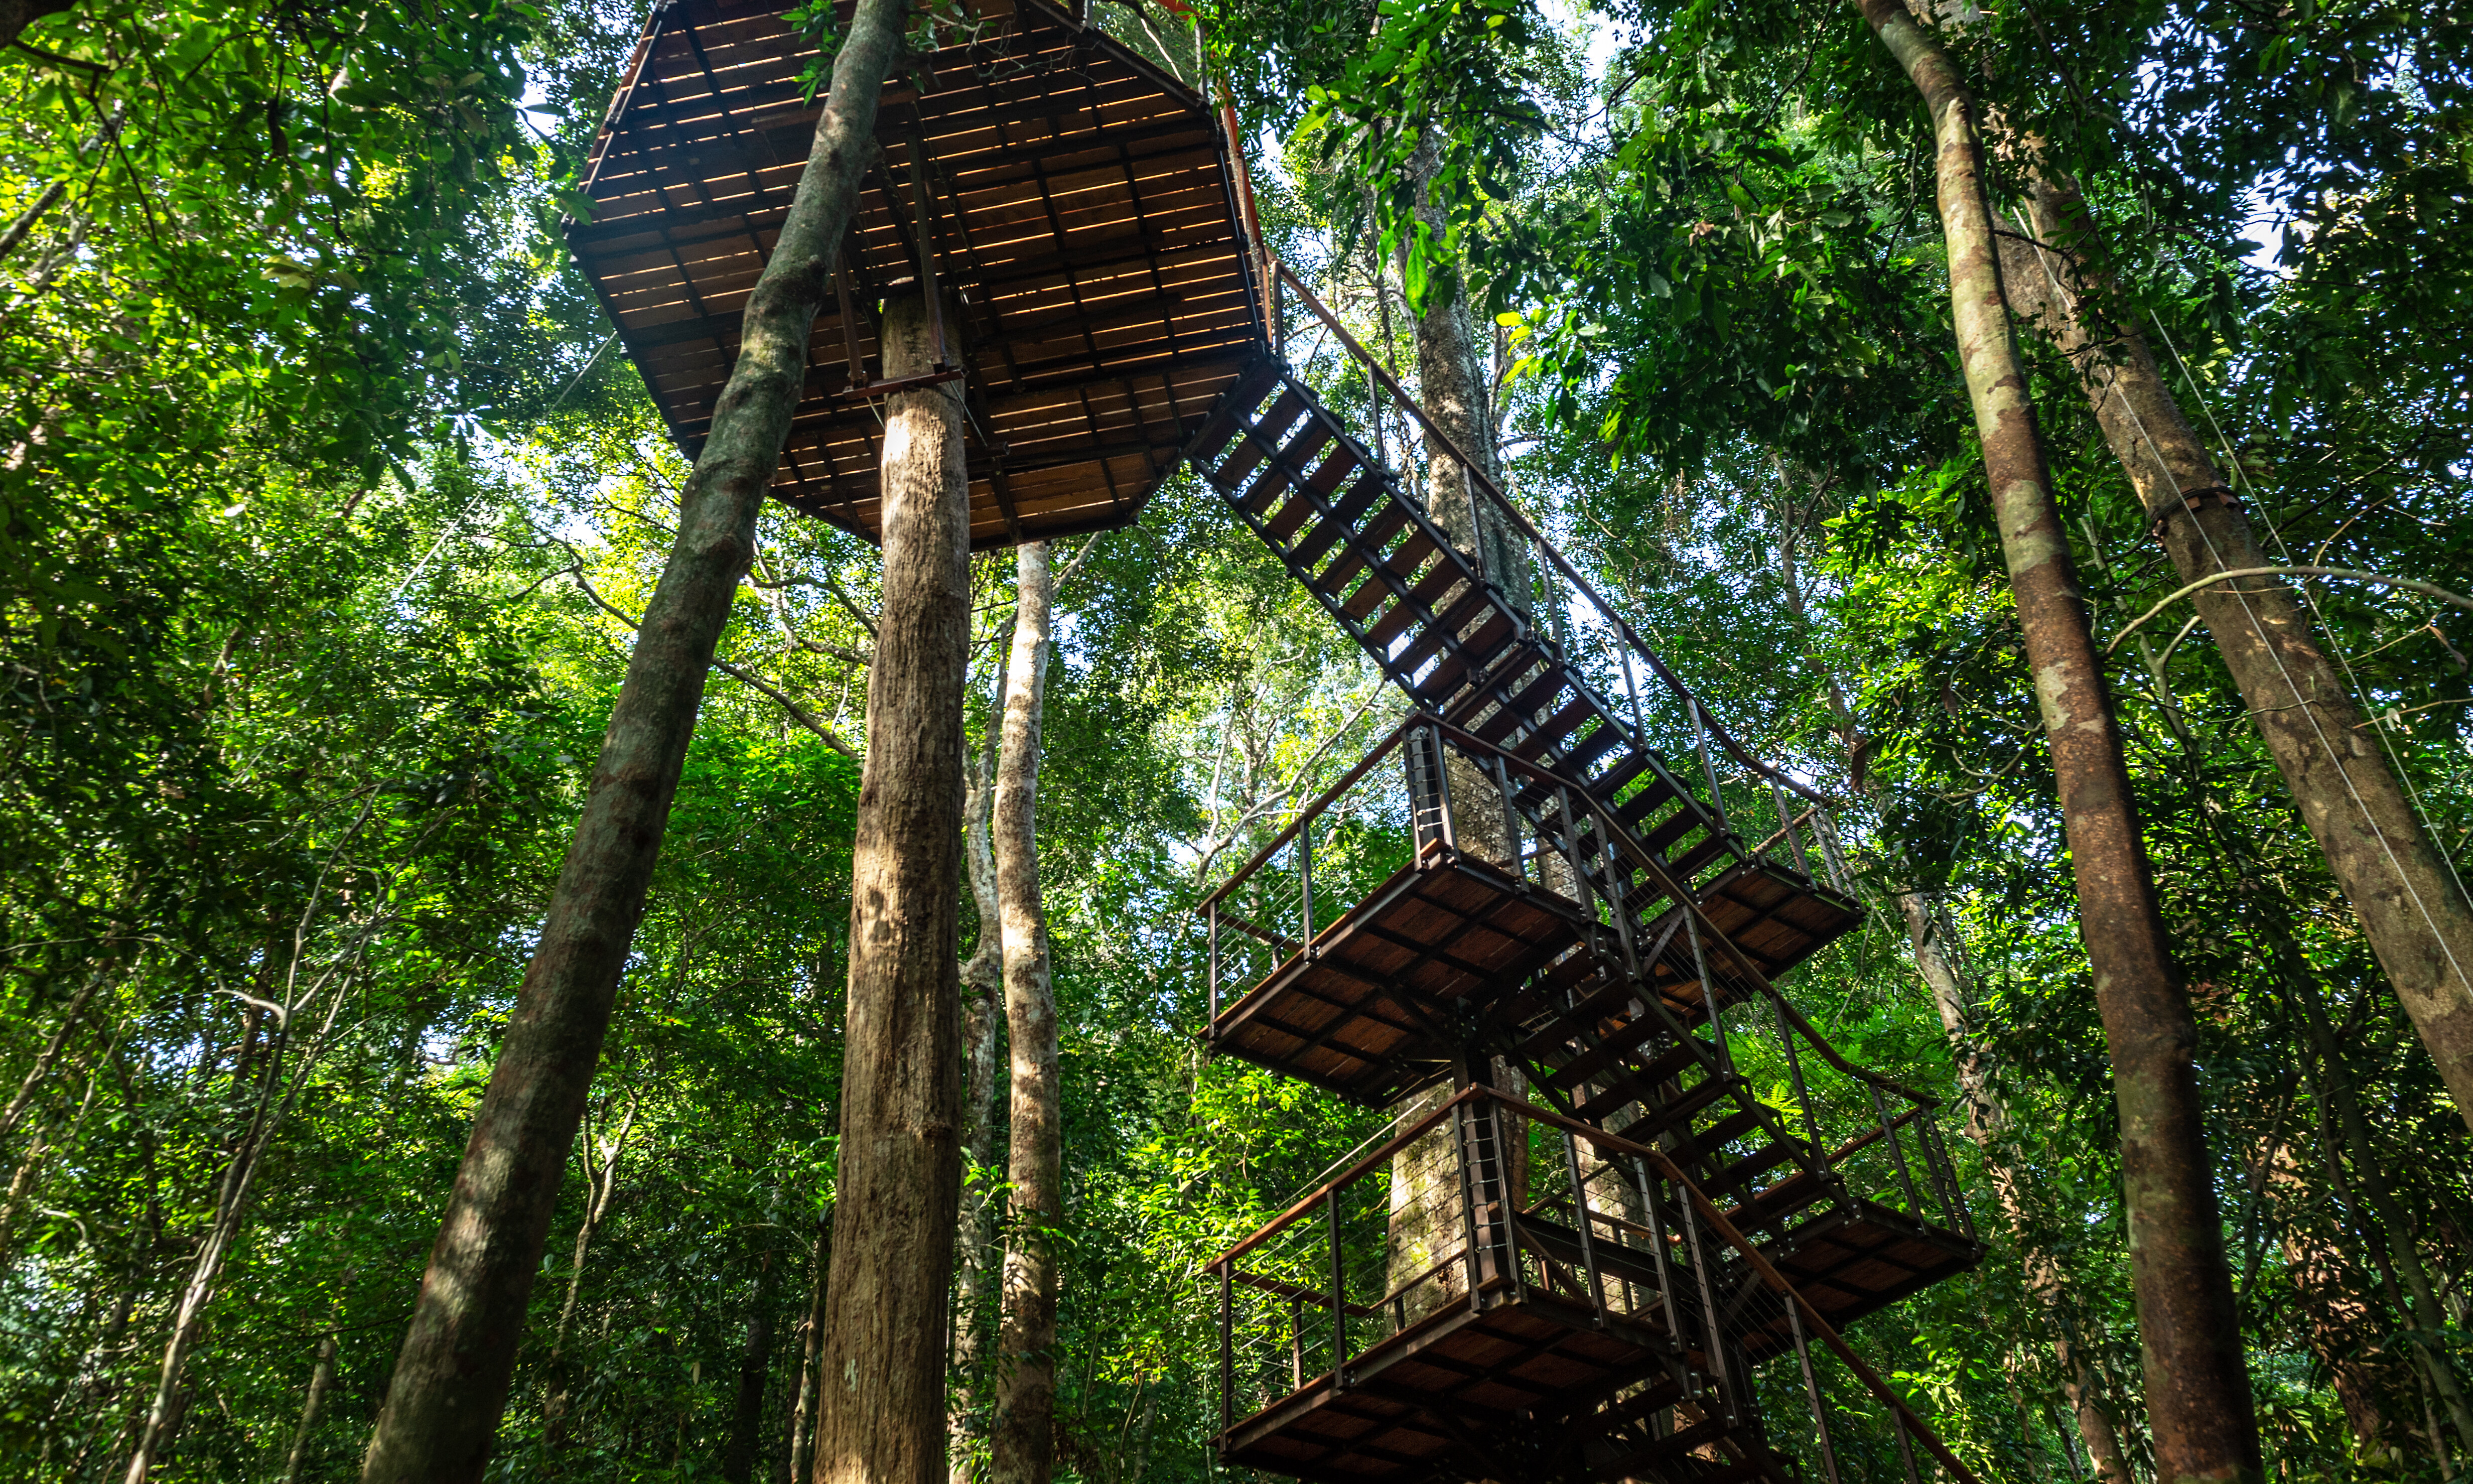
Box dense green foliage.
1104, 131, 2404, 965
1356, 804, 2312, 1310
1, 0, 2468, 1478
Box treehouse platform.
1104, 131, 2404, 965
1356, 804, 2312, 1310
575, 5, 1990, 1475
569, 0, 1261, 549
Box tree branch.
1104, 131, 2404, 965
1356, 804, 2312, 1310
2107, 566, 2473, 655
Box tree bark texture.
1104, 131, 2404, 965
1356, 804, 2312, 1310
1381, 139, 1536, 1329
991, 539, 1060, 1484
726, 1245, 783, 1483
809, 287, 973, 1484
0, 0, 71, 50
949, 712, 1007, 1484
1993, 170, 2473, 1137
1856, 8, 2263, 1482
1781, 504, 2136, 1484
356, 8, 907, 1480
281, 1330, 341, 1484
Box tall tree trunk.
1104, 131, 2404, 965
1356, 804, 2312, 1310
991, 541, 1060, 1484
726, 1244, 783, 1483
949, 682, 1008, 1484
124, 960, 359, 1484
282, 1329, 342, 1484
1993, 169, 2473, 1137
1380, 134, 1535, 1318
358, 9, 906, 1479
1776, 507, 2134, 1484
1855, 9, 2264, 1483
809, 285, 974, 1484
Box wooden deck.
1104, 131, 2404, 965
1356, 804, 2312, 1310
1732, 1199, 1984, 1360
1220, 1280, 1691, 1484
570, 0, 1263, 549
1209, 848, 1591, 1108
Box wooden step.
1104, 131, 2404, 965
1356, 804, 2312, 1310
1182, 359, 1285, 465
1602, 1417, 1730, 1477
1642, 1093, 1760, 1152
1700, 1139, 1799, 1203
1289, 475, 1385, 570
1578, 1066, 1732, 1128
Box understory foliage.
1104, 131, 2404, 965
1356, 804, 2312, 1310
0, 0, 2468, 1479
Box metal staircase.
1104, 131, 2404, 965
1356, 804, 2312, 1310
1192, 264, 1984, 1484
571, 4, 1992, 1477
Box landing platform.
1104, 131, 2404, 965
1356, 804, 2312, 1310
571, 0, 1262, 548
1734, 1199, 1984, 1361
1219, 1284, 1684, 1484
1208, 848, 1591, 1108
1683, 859, 1865, 982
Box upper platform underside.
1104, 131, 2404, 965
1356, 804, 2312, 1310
569, 0, 1264, 548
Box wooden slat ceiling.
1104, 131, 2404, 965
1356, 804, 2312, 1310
568, 0, 1267, 550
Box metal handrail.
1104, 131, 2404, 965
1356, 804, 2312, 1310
1471, 1086, 1987, 1484
1420, 715, 1940, 1112
1207, 1082, 1487, 1270
1266, 259, 1830, 807
1193, 716, 1422, 915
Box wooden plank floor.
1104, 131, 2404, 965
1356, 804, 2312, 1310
1221, 1285, 1682, 1484
1731, 1200, 1984, 1362
1210, 850, 1591, 1108
570, 0, 1263, 549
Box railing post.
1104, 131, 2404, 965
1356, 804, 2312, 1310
1298, 827, 1314, 957
1788, 1298, 1844, 1484
1771, 986, 1827, 1157
1218, 1264, 1233, 1434
1892, 1405, 1924, 1484
1682, 907, 1731, 1077
1814, 806, 1854, 893
1326, 1187, 1348, 1389
1633, 1155, 1679, 1344
1207, 902, 1220, 1028
1922, 1108, 1971, 1236
1869, 1084, 1923, 1216
1560, 1127, 1607, 1325
1289, 1292, 1303, 1390
1454, 1101, 1486, 1310
1609, 633, 1648, 742
1674, 1162, 1732, 1417
1464, 481, 1486, 580
1490, 754, 1523, 878
1605, 835, 1639, 977
1771, 777, 1810, 875
1688, 699, 1727, 837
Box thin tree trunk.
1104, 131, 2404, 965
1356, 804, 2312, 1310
543, 1094, 638, 1450
949, 672, 1009, 1484
282, 1329, 342, 1484
358, 10, 906, 1479
788, 1207, 833, 1484
2261, 1140, 2411, 1460
725, 1245, 783, 1483
1855, 9, 2263, 1482
1993, 169, 2473, 1137
0, 960, 106, 1151
991, 540, 1060, 1484
809, 284, 974, 1484
1776, 493, 2136, 1483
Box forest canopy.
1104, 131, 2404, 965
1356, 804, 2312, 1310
0, 0, 2468, 1480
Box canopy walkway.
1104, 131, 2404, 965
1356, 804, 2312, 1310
573, 4, 1986, 1480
